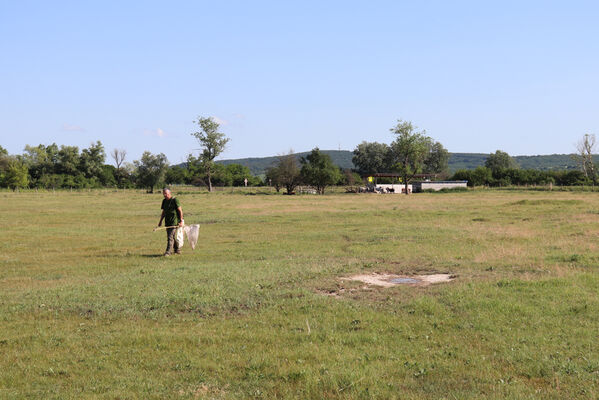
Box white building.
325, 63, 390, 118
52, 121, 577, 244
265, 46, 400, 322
411, 181, 468, 192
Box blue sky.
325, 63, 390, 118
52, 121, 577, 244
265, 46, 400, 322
1, 1, 598, 165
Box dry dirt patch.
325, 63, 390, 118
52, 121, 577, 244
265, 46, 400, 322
342, 273, 454, 288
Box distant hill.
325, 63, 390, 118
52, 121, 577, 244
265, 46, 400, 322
450, 153, 582, 171
217, 150, 584, 176
217, 150, 354, 176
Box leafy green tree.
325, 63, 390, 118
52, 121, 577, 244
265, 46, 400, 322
207, 163, 232, 187
80, 141, 106, 179
485, 150, 517, 173
22, 143, 59, 183
451, 169, 472, 186
300, 148, 342, 195
5, 159, 29, 190
99, 165, 117, 187
191, 116, 230, 192
57, 145, 80, 175
185, 154, 204, 186
470, 166, 493, 186
271, 151, 302, 194
165, 165, 187, 185
557, 170, 588, 186
134, 151, 168, 193
424, 141, 450, 176
341, 169, 363, 186
225, 164, 258, 186
388, 120, 433, 195
352, 141, 391, 175
265, 165, 282, 192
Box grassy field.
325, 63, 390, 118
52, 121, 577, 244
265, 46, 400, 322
1, 188, 598, 399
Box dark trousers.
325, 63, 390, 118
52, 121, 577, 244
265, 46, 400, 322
165, 228, 180, 255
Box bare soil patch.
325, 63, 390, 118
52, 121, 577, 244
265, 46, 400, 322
342, 272, 454, 288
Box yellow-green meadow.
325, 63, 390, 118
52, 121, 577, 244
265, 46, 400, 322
1, 189, 598, 399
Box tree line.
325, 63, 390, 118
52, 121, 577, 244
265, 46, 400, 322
0, 141, 260, 192
1, 116, 596, 192
451, 149, 598, 187
0, 117, 356, 193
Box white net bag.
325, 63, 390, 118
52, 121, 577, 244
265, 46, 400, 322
176, 227, 185, 248
183, 224, 200, 250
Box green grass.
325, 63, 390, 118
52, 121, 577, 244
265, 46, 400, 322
1, 189, 598, 398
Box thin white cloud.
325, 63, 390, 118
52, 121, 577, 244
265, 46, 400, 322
62, 124, 86, 132
144, 128, 166, 137
212, 116, 228, 126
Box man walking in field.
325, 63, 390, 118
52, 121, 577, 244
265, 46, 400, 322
157, 188, 183, 256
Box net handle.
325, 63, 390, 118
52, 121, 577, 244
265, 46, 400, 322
153, 225, 181, 232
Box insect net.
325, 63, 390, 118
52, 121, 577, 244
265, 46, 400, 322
183, 224, 200, 250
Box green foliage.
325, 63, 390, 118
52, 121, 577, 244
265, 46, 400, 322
388, 120, 433, 193
485, 150, 518, 173
269, 151, 302, 194
0, 149, 9, 186
4, 158, 29, 189
79, 141, 106, 179
18, 141, 111, 188
264, 165, 282, 192
352, 141, 391, 175
300, 148, 342, 194
22, 143, 59, 181
165, 165, 187, 185
424, 141, 449, 175
133, 151, 169, 193
451, 167, 595, 187
99, 165, 117, 187
340, 169, 363, 186
224, 164, 260, 186
56, 145, 80, 175
191, 116, 230, 192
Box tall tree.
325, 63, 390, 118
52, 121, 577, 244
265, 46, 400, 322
485, 150, 517, 173
275, 151, 302, 194
134, 151, 168, 193
352, 141, 391, 175
388, 120, 433, 195
265, 165, 282, 192
300, 148, 342, 195
22, 143, 59, 182
424, 141, 450, 176
191, 117, 230, 192
57, 145, 80, 175
165, 165, 187, 185
225, 164, 256, 186
574, 134, 597, 184
5, 159, 29, 190
80, 141, 106, 179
